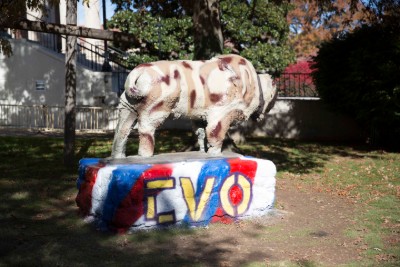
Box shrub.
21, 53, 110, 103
312, 24, 400, 149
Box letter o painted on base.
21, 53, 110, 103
220, 174, 252, 217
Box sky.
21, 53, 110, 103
77, 0, 116, 26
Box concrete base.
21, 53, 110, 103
76, 152, 276, 233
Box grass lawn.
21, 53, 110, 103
0, 131, 398, 266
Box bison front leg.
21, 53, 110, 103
192, 120, 207, 152
138, 130, 156, 157
206, 116, 233, 155
111, 107, 137, 158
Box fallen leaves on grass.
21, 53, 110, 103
375, 253, 397, 263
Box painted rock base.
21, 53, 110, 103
76, 152, 276, 233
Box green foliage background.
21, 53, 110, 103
312, 24, 400, 148
221, 0, 294, 72
108, 0, 294, 73
109, 10, 194, 64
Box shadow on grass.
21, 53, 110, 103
0, 137, 268, 266
0, 135, 268, 266
154, 130, 376, 175
0, 133, 384, 266
72, 131, 380, 176
238, 137, 378, 174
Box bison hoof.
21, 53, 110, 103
138, 151, 154, 158
111, 153, 126, 159
207, 146, 222, 156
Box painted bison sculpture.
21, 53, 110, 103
111, 54, 277, 158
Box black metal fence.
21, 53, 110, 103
111, 72, 319, 98
274, 72, 318, 98
110, 72, 318, 98
19, 13, 129, 73
112, 71, 129, 96
26, 30, 128, 72
19, 24, 130, 94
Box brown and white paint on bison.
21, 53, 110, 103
111, 54, 276, 158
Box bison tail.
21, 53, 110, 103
124, 69, 142, 98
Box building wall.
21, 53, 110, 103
0, 39, 119, 106
163, 98, 364, 142
234, 98, 364, 141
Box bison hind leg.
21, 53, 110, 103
111, 107, 138, 158
137, 112, 170, 157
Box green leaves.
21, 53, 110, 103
109, 10, 193, 66
220, 0, 294, 72
108, 0, 294, 72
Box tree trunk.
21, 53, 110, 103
191, 0, 242, 153
64, 0, 77, 169
193, 0, 223, 60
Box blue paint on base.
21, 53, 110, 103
76, 158, 100, 189
183, 159, 231, 226
102, 164, 151, 224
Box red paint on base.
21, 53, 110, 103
211, 207, 234, 224
227, 158, 257, 183
229, 184, 243, 206
109, 165, 174, 232
75, 163, 104, 216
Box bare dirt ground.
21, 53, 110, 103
116, 178, 363, 267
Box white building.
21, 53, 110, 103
0, 0, 126, 108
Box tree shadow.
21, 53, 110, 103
237, 137, 378, 174
0, 135, 264, 267
112, 128, 379, 175
0, 134, 385, 266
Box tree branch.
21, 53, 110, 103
1, 20, 140, 45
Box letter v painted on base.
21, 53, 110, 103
180, 177, 215, 222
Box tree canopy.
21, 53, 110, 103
108, 0, 295, 73
287, 0, 400, 58
287, 0, 370, 57
2, 0, 399, 63
221, 0, 294, 72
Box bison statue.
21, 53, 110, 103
111, 54, 277, 158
